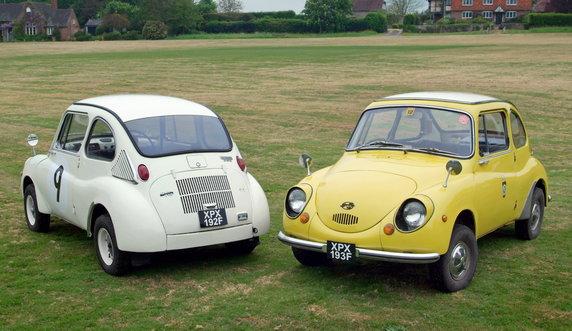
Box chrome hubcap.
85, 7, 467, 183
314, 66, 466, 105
26, 195, 36, 226
449, 242, 470, 280
530, 202, 541, 231
97, 228, 114, 266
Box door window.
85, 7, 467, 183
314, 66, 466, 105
55, 113, 89, 153
478, 112, 509, 156
86, 119, 116, 161
510, 111, 527, 148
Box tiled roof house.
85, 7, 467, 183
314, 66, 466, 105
352, 0, 387, 18
428, 0, 532, 23
0, 0, 79, 41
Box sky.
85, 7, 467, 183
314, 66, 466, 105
241, 0, 307, 14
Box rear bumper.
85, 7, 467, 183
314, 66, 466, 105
277, 231, 440, 264
167, 224, 255, 250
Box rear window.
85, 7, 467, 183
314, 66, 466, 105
125, 115, 232, 157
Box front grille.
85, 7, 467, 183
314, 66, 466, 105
176, 176, 235, 214
332, 213, 358, 225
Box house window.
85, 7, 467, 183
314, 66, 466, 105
482, 11, 493, 19
506, 0, 517, 5
462, 11, 474, 18
446, 0, 451, 5
506, 11, 517, 18
46, 27, 53, 36
25, 24, 37, 36
462, 0, 473, 5
483, 0, 493, 5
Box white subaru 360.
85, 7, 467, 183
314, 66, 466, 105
21, 95, 270, 275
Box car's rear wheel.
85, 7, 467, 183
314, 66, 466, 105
515, 188, 544, 240
94, 214, 131, 276
226, 237, 259, 255
429, 224, 478, 292
24, 184, 50, 233
292, 247, 330, 266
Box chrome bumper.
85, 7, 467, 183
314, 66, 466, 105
277, 231, 440, 264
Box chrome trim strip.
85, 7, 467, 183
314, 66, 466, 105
277, 231, 440, 264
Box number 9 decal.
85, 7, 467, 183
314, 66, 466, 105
54, 165, 64, 202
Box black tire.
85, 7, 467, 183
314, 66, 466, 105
23, 184, 50, 233
94, 214, 131, 276
226, 237, 260, 255
515, 188, 544, 240
429, 224, 478, 292
292, 247, 330, 267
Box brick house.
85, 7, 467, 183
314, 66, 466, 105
0, 0, 79, 41
428, 0, 532, 23
352, 0, 387, 18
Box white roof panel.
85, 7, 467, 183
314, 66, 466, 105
75, 94, 218, 122
379, 91, 502, 104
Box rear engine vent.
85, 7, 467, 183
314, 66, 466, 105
176, 175, 235, 214
332, 213, 358, 225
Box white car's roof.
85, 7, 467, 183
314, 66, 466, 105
75, 94, 218, 122
379, 92, 502, 104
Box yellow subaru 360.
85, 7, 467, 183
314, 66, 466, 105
278, 92, 549, 292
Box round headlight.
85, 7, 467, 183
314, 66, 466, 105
396, 200, 427, 232
286, 187, 307, 217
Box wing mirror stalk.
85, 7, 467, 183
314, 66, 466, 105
27, 134, 39, 156
299, 153, 313, 176
443, 160, 462, 188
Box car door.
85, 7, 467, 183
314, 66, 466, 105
509, 110, 532, 208
473, 110, 517, 236
45, 112, 89, 224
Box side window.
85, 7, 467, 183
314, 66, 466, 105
55, 113, 89, 153
86, 119, 116, 161
510, 111, 527, 148
478, 112, 509, 156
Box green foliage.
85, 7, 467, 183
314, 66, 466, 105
73, 30, 93, 41
303, 0, 354, 33
528, 13, 572, 27
365, 12, 388, 33
141, 0, 201, 35
403, 14, 418, 26
196, 0, 217, 15
122, 30, 141, 40
217, 0, 243, 14
142, 20, 168, 39
101, 31, 122, 40
346, 18, 369, 32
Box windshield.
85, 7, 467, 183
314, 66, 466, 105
347, 107, 473, 157
125, 115, 232, 157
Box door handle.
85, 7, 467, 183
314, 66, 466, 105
478, 159, 489, 165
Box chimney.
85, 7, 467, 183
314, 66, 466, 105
51, 0, 57, 9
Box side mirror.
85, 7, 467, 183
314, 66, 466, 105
443, 160, 462, 188
298, 153, 313, 176
27, 134, 39, 155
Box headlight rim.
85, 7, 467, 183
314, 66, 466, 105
285, 186, 311, 219
395, 198, 430, 233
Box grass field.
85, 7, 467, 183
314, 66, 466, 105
1, 34, 571, 330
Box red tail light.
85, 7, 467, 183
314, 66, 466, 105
138, 164, 150, 181
236, 156, 246, 172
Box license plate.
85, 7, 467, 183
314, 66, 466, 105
198, 208, 228, 228
327, 240, 356, 262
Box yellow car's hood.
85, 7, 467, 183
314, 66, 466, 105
315, 151, 445, 233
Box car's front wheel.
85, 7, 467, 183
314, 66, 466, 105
429, 224, 478, 292
292, 247, 330, 266
94, 214, 131, 276
24, 184, 50, 233
226, 237, 259, 255
515, 188, 544, 240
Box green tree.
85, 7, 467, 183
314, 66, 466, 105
141, 0, 201, 34
303, 0, 354, 33
387, 0, 423, 23
196, 0, 217, 15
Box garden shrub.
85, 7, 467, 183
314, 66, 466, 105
365, 12, 388, 33
74, 30, 93, 41
101, 31, 122, 40
142, 21, 168, 40
528, 13, 572, 27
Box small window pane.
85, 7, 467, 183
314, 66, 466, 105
87, 119, 116, 161
479, 112, 509, 156
510, 112, 527, 148
56, 113, 89, 153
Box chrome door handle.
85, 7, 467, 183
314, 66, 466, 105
478, 159, 489, 165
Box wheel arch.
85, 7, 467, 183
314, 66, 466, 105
518, 179, 547, 220
88, 204, 110, 238
454, 209, 476, 235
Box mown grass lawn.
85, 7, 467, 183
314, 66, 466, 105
1, 34, 571, 330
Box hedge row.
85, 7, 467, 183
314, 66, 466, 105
204, 11, 298, 22
528, 13, 572, 27
413, 24, 492, 33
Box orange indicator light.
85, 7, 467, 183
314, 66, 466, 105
300, 212, 310, 224
383, 224, 394, 235
442, 215, 448, 222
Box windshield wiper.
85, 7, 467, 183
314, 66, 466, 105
355, 140, 405, 152
412, 147, 457, 156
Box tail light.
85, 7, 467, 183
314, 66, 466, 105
236, 156, 246, 172
138, 164, 150, 181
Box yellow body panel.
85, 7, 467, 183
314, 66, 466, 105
282, 95, 549, 257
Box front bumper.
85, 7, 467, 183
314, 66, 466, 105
278, 231, 440, 264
